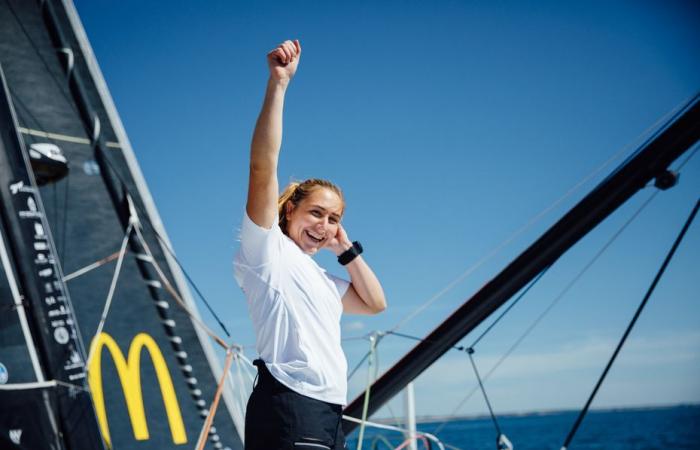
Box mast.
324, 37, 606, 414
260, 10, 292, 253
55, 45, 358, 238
343, 95, 700, 433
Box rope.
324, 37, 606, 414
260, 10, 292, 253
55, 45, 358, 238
466, 349, 502, 439
63, 250, 122, 282
560, 198, 699, 450
195, 346, 236, 450
85, 222, 133, 367
394, 435, 430, 450
342, 416, 446, 450
388, 93, 695, 334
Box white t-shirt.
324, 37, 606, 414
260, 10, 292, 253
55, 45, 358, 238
233, 212, 350, 405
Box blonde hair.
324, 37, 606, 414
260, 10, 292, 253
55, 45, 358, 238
278, 178, 344, 234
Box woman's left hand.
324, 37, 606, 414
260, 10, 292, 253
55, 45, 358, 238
327, 223, 353, 256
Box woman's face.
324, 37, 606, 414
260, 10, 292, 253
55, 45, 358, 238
286, 187, 343, 255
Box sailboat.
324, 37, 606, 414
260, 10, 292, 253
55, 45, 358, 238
0, 1, 245, 448
1, 1, 698, 450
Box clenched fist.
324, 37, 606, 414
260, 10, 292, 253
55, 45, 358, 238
267, 39, 301, 82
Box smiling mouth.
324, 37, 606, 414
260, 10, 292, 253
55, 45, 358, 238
305, 230, 324, 244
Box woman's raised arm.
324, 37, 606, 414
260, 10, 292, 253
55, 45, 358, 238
246, 39, 301, 228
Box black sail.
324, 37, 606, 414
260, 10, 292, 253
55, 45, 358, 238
0, 0, 244, 448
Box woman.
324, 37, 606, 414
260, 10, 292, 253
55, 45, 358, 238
234, 40, 386, 450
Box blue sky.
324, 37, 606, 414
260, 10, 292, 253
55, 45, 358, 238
73, 0, 699, 420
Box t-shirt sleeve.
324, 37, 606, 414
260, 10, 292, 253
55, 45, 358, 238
237, 211, 283, 267
327, 273, 351, 299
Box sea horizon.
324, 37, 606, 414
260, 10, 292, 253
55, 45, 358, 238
349, 404, 700, 449
371, 402, 700, 425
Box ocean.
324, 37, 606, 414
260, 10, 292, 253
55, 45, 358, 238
346, 405, 700, 449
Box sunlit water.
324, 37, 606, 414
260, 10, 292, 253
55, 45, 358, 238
346, 405, 700, 450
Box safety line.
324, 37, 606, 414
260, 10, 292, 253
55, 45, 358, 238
561, 198, 699, 450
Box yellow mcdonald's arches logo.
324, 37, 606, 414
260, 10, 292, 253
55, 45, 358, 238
88, 332, 187, 447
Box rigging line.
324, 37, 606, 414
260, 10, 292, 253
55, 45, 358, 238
466, 349, 503, 439
132, 223, 229, 349
3, 0, 82, 119
85, 221, 133, 367
432, 189, 661, 436
95, 147, 231, 338
385, 269, 548, 352
62, 249, 123, 282
348, 349, 373, 381
152, 231, 231, 337
470, 267, 549, 348
388, 93, 696, 334
10, 69, 235, 358
11, 75, 232, 345
561, 197, 700, 450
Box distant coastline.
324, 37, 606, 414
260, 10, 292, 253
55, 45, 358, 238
372, 403, 700, 425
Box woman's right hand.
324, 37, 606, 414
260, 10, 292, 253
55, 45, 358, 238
267, 40, 301, 82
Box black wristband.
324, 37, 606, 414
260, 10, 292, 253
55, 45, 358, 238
338, 241, 363, 266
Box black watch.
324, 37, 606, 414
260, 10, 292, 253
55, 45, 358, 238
338, 241, 363, 265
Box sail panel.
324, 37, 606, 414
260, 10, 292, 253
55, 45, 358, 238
0, 382, 65, 450
0, 0, 244, 448
0, 224, 43, 385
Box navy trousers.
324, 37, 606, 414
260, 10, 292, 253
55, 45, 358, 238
245, 359, 346, 450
